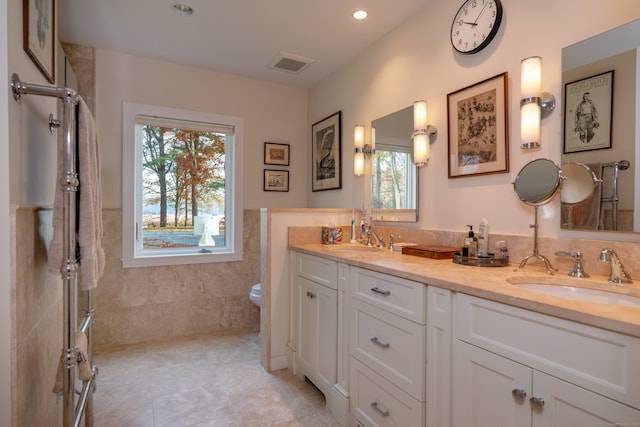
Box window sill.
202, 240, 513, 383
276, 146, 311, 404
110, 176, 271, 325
122, 251, 243, 268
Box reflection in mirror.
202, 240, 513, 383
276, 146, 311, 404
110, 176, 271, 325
561, 162, 599, 205
561, 19, 639, 232
371, 106, 418, 222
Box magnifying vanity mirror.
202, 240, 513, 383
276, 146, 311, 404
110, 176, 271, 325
561, 19, 639, 232
513, 159, 563, 274
370, 106, 418, 222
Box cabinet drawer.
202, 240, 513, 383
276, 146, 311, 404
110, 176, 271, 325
351, 358, 425, 427
295, 252, 337, 289
455, 293, 640, 409
351, 267, 426, 323
351, 299, 425, 400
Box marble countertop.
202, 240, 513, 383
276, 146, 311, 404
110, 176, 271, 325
289, 243, 640, 338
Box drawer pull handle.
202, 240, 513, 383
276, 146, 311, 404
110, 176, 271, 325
511, 388, 527, 403
370, 337, 390, 349
370, 401, 390, 417
530, 396, 545, 412
370, 287, 390, 296
306, 291, 316, 299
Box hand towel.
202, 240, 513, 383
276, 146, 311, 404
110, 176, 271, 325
52, 331, 93, 393
47, 96, 104, 290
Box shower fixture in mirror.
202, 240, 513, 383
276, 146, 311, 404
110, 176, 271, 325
371, 106, 418, 222
561, 19, 639, 233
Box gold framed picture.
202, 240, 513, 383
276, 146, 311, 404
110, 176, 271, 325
447, 72, 509, 178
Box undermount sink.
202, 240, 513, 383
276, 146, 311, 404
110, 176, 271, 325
508, 278, 640, 308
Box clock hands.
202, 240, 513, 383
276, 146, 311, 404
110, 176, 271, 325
473, 1, 491, 25
458, 2, 491, 30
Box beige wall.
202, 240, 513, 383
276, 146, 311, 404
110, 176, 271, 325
308, 0, 640, 242
95, 47, 309, 210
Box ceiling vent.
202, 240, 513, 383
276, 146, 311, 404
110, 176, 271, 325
268, 52, 314, 74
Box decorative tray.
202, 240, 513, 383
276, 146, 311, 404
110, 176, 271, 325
452, 253, 509, 267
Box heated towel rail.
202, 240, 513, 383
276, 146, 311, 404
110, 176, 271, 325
10, 73, 97, 427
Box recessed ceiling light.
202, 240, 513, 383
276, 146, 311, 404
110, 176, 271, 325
172, 3, 193, 16
353, 10, 368, 20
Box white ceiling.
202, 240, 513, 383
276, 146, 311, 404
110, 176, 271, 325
58, 0, 430, 88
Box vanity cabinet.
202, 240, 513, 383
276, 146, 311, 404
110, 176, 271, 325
293, 252, 338, 402
349, 267, 427, 427
453, 293, 640, 426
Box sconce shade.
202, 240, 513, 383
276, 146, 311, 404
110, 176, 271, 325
354, 124, 366, 176
413, 132, 429, 167
371, 127, 376, 152
354, 125, 365, 150
521, 56, 542, 100
413, 100, 428, 130
521, 100, 541, 148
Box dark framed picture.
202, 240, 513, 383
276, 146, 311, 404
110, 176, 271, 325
447, 72, 509, 179
264, 142, 290, 166
312, 111, 342, 191
563, 70, 614, 154
23, 0, 55, 83
264, 169, 289, 192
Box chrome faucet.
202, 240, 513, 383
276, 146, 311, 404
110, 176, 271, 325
554, 251, 589, 278
365, 226, 385, 248
598, 248, 632, 284
388, 234, 401, 250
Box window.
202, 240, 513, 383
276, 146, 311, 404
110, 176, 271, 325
122, 103, 243, 267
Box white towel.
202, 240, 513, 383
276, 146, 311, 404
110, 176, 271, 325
48, 96, 104, 290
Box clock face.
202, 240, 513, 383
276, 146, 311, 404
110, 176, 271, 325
451, 0, 503, 54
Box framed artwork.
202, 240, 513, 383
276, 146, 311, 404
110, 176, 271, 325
264, 169, 289, 192
563, 70, 614, 154
23, 0, 55, 83
312, 111, 342, 191
447, 72, 509, 178
264, 142, 290, 166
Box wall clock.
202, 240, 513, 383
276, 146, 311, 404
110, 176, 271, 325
451, 0, 503, 54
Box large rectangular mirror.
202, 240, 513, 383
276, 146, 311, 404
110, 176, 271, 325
371, 106, 418, 222
561, 19, 640, 233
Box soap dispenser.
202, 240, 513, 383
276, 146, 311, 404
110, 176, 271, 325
466, 225, 478, 258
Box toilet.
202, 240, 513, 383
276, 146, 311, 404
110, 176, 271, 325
249, 283, 262, 307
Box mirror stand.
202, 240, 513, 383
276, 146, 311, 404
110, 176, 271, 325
517, 205, 558, 275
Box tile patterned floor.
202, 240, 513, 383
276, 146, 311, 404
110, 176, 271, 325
92, 332, 341, 427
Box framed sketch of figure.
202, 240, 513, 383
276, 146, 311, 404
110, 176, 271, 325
312, 111, 342, 191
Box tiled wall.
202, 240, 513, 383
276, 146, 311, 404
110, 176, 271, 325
93, 209, 261, 351
13, 207, 62, 426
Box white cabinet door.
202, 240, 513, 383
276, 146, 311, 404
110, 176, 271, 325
453, 340, 531, 427
297, 276, 337, 394
532, 370, 640, 427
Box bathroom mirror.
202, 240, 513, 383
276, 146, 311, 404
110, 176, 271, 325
514, 159, 563, 206
371, 106, 418, 222
513, 159, 563, 274
561, 19, 639, 232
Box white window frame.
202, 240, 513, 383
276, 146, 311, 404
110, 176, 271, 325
122, 102, 243, 268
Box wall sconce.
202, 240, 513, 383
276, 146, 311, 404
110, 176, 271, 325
354, 124, 373, 176
412, 100, 437, 167
520, 56, 556, 149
